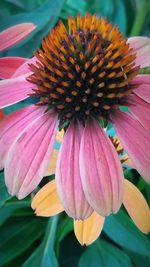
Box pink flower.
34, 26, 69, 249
0, 22, 36, 79
0, 14, 150, 222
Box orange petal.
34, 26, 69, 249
74, 211, 105, 245
123, 179, 150, 234
56, 129, 64, 143
31, 180, 64, 217
45, 149, 58, 176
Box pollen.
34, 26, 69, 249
28, 13, 140, 126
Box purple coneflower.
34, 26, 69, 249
0, 15, 150, 243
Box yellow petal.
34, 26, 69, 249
31, 180, 64, 217
123, 179, 150, 234
56, 129, 64, 143
45, 149, 58, 176
74, 211, 105, 246
121, 154, 133, 167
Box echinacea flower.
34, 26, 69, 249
0, 14, 150, 227
0, 22, 36, 79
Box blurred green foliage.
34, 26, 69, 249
0, 0, 150, 266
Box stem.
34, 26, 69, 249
130, 0, 150, 36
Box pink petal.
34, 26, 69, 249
113, 111, 150, 184
0, 110, 5, 120
0, 74, 33, 108
56, 123, 93, 220
128, 94, 150, 131
4, 111, 58, 199
0, 57, 27, 79
0, 105, 46, 169
12, 57, 36, 78
128, 37, 150, 68
80, 120, 124, 217
0, 23, 36, 52
132, 74, 150, 104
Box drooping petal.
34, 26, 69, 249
0, 57, 26, 79
0, 110, 5, 120
0, 74, 33, 108
56, 122, 93, 220
80, 120, 124, 217
74, 212, 105, 246
45, 150, 58, 176
123, 179, 150, 234
12, 57, 36, 78
5, 111, 58, 199
0, 105, 46, 169
32, 180, 64, 217
128, 94, 150, 131
132, 74, 150, 104
0, 23, 36, 52
113, 111, 150, 183
128, 37, 150, 68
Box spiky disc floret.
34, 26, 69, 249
28, 13, 139, 126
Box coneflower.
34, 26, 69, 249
0, 15, 150, 236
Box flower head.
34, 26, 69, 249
0, 14, 150, 225
28, 14, 139, 126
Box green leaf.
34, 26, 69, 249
0, 217, 46, 265
86, 0, 127, 33
1, 0, 65, 57
60, 0, 86, 19
23, 216, 59, 267
104, 209, 150, 256
0, 199, 30, 226
79, 239, 133, 267
123, 0, 137, 34
0, 171, 11, 207
55, 216, 73, 255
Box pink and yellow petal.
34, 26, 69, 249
123, 179, 150, 234
74, 212, 105, 246
32, 180, 64, 217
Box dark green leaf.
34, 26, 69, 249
79, 239, 133, 267
1, 0, 65, 57
86, 0, 126, 33
0, 172, 11, 207
55, 216, 73, 255
23, 216, 59, 267
104, 209, 150, 256
0, 217, 46, 265
0, 199, 30, 226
